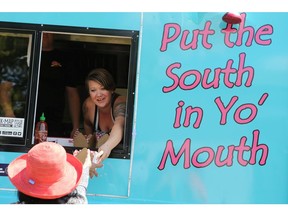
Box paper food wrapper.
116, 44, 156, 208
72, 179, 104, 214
75, 147, 88, 164
73, 132, 109, 148
73, 132, 95, 148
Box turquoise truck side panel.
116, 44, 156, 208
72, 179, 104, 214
0, 12, 287, 204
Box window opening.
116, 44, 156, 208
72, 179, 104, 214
0, 22, 138, 160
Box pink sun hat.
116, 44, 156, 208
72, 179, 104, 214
7, 142, 83, 199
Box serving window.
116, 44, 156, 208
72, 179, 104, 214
0, 22, 138, 159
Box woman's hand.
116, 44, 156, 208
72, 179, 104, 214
98, 143, 112, 164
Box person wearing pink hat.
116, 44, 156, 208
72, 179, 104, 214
7, 142, 102, 204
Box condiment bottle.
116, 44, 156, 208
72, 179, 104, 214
34, 113, 48, 144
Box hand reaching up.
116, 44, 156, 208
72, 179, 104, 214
89, 150, 104, 178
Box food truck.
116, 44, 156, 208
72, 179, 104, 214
0, 11, 287, 204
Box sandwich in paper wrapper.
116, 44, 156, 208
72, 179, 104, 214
75, 147, 103, 164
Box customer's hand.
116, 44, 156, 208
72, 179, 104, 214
83, 149, 92, 169
89, 150, 103, 178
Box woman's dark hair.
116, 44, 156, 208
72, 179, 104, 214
85, 68, 116, 92
15, 190, 78, 204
